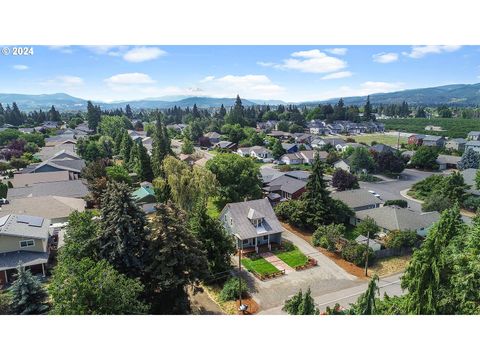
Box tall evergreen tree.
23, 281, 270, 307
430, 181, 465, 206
145, 201, 208, 314
352, 275, 380, 315
48, 105, 61, 123
363, 96, 373, 121
218, 104, 227, 119
226, 95, 245, 126
125, 104, 133, 119
87, 101, 101, 132
9, 265, 49, 315
401, 205, 464, 314
120, 130, 134, 165
97, 181, 149, 279
134, 142, 154, 182
151, 115, 172, 178
9, 102, 24, 126
189, 202, 235, 275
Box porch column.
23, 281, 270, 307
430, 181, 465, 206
41, 263, 46, 277
255, 238, 258, 253
4, 270, 7, 284
267, 235, 271, 251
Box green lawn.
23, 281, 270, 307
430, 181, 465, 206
206, 197, 221, 218
242, 257, 280, 275
275, 248, 308, 268
340, 134, 407, 147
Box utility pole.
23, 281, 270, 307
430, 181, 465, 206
238, 242, 248, 314
364, 231, 370, 277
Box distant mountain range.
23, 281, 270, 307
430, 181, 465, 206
1, 83, 480, 111
302, 83, 480, 107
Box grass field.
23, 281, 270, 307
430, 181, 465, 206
340, 133, 407, 147
242, 257, 280, 275
275, 247, 308, 268
383, 117, 480, 138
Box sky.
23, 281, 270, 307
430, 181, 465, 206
0, 45, 479, 103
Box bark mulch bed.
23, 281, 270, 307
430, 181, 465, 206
235, 297, 259, 315
281, 222, 368, 279
294, 257, 318, 271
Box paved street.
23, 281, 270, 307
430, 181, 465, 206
359, 168, 439, 212
259, 272, 404, 314
240, 228, 360, 311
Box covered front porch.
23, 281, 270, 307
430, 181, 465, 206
236, 233, 282, 254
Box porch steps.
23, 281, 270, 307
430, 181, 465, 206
260, 252, 294, 274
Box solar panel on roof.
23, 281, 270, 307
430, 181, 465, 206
16, 215, 44, 227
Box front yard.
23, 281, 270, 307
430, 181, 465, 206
242, 256, 280, 276
274, 247, 308, 268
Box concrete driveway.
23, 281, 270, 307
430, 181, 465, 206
240, 227, 360, 311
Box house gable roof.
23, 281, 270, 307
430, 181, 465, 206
331, 189, 383, 209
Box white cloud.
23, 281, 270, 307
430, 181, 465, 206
402, 45, 462, 59
372, 52, 399, 63
13, 65, 29, 70
104, 73, 156, 85
321, 71, 352, 80
274, 49, 347, 74
84, 46, 128, 57
325, 48, 348, 56
200, 75, 215, 83
200, 74, 285, 98
122, 47, 166, 62
41, 75, 84, 88
257, 61, 276, 67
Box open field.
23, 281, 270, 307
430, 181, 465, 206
383, 117, 480, 138
340, 133, 407, 146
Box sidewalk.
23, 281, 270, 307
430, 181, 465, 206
260, 252, 294, 274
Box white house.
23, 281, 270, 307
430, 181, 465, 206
250, 146, 273, 161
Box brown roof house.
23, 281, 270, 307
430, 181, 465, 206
220, 198, 283, 252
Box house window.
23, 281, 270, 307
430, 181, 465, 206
20, 239, 35, 248
230, 218, 233, 226
263, 235, 268, 241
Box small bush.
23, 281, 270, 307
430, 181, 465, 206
384, 230, 417, 249
341, 242, 375, 266
463, 195, 480, 212
219, 277, 248, 302
282, 240, 295, 252
384, 199, 408, 208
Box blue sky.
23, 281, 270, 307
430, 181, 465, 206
0, 45, 478, 102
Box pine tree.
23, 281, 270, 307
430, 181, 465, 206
353, 275, 380, 315
192, 104, 200, 118
298, 288, 319, 315
271, 138, 285, 159
136, 142, 153, 182
125, 104, 133, 119
145, 201, 208, 314
97, 181, 149, 279
181, 137, 194, 154
219, 104, 227, 119
151, 115, 172, 178
87, 101, 101, 132
120, 131, 134, 165
9, 265, 49, 315
364, 95, 372, 121
9, 102, 24, 126
48, 105, 61, 123
189, 202, 235, 275
226, 95, 245, 126
401, 205, 464, 314
458, 148, 480, 170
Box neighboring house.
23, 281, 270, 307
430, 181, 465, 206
166, 124, 188, 133
355, 235, 382, 251
250, 146, 273, 161
259, 167, 283, 185
370, 144, 396, 154
0, 214, 51, 286
333, 159, 351, 173
0, 196, 85, 224
461, 168, 480, 196
280, 153, 303, 165
294, 133, 313, 144
193, 157, 209, 168
18, 128, 35, 134
45, 137, 77, 147
436, 155, 461, 170
467, 131, 480, 141
354, 206, 440, 237
281, 143, 298, 154
263, 174, 307, 203
445, 138, 466, 152
220, 198, 283, 252
204, 131, 221, 144
179, 154, 195, 165
23, 158, 86, 179
214, 141, 237, 151
308, 120, 329, 135
132, 182, 157, 214
339, 142, 366, 152
331, 189, 383, 225
237, 147, 252, 157
267, 130, 293, 140
299, 150, 327, 164
284, 170, 310, 181
422, 135, 445, 147
464, 141, 480, 154
34, 143, 77, 162
311, 138, 346, 151
7, 180, 88, 200
142, 137, 153, 154
408, 134, 425, 146
8, 171, 71, 188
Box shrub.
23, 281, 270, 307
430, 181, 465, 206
312, 223, 345, 251
278, 164, 292, 172
385, 230, 418, 249
332, 168, 359, 191
462, 195, 480, 212
384, 199, 408, 208
341, 242, 375, 266
219, 277, 248, 302
0, 292, 11, 315
282, 240, 295, 252
422, 192, 452, 212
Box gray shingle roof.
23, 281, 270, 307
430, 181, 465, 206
34, 144, 77, 161
9, 171, 71, 187
0, 214, 50, 240
7, 180, 88, 200
220, 198, 283, 240
25, 159, 86, 174
0, 251, 50, 271
355, 206, 439, 232
331, 189, 383, 210
264, 175, 306, 195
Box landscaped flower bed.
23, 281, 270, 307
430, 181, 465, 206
293, 257, 317, 271
241, 255, 285, 281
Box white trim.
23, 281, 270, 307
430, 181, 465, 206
19, 239, 35, 248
